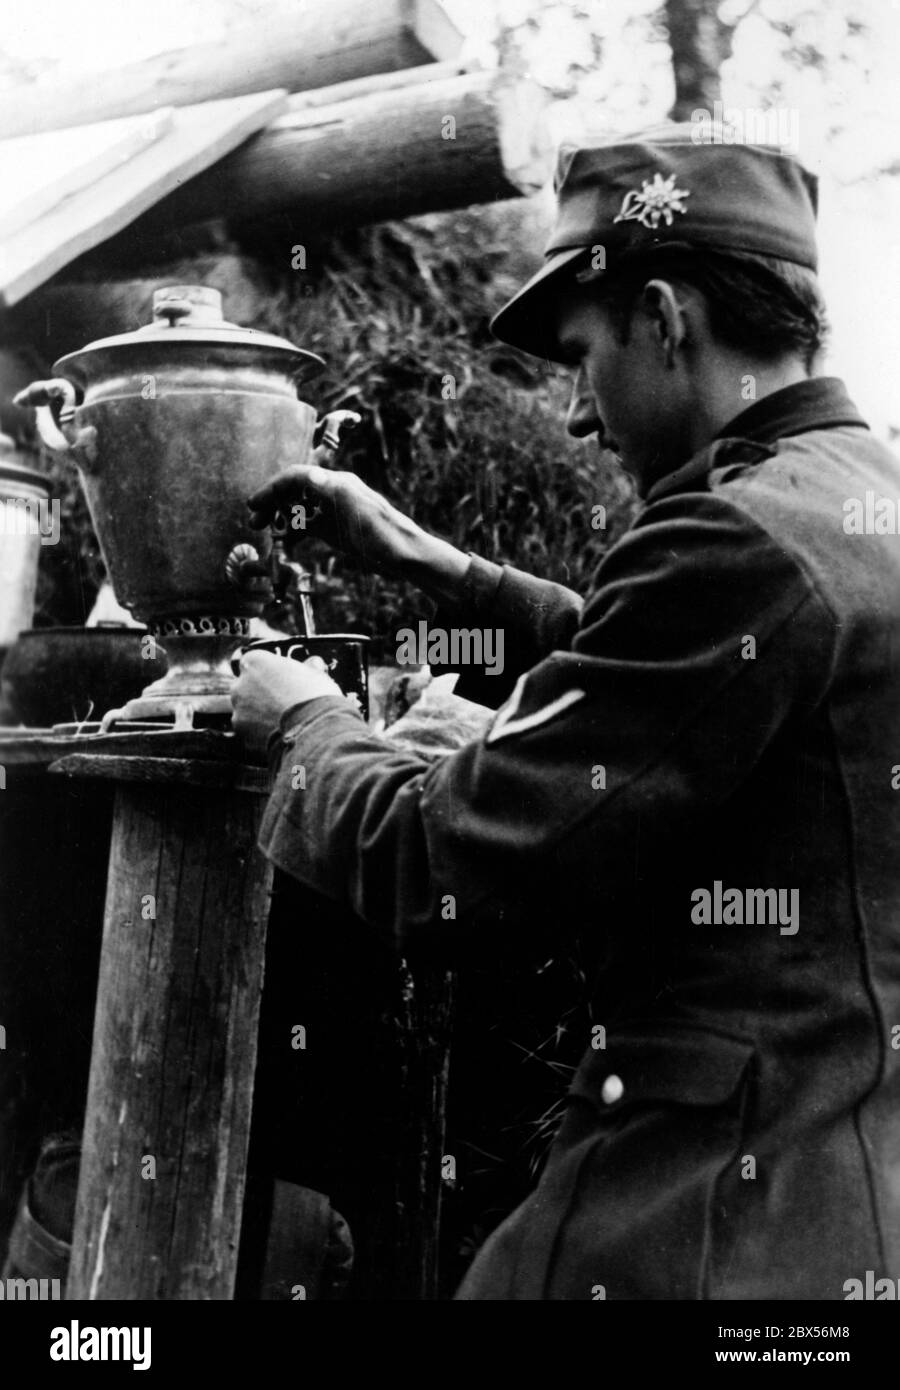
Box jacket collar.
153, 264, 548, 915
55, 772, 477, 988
645, 377, 867, 504
713, 376, 867, 447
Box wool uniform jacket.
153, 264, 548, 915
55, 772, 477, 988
257, 377, 900, 1300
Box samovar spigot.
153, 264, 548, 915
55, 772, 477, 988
268, 517, 317, 637
265, 408, 362, 635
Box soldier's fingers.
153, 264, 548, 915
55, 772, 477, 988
247, 467, 321, 529
249, 464, 346, 512
247, 467, 309, 512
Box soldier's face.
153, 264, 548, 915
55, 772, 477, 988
555, 288, 688, 494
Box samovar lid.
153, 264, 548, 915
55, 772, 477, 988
54, 285, 325, 382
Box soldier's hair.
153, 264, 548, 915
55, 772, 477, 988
581, 247, 829, 369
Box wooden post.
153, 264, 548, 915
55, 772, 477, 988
63, 749, 272, 1301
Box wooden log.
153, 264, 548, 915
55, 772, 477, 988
283, 57, 474, 111
0, 0, 464, 140
65, 778, 273, 1300
118, 72, 551, 243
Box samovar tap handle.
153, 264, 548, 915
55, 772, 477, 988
225, 542, 269, 593
313, 409, 361, 453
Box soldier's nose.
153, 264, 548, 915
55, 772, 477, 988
566, 368, 601, 438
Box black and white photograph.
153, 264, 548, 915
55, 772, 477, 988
0, 0, 898, 1362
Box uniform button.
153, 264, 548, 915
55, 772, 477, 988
601, 1074, 624, 1104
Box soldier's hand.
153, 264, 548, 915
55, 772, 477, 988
247, 463, 426, 578
231, 650, 341, 753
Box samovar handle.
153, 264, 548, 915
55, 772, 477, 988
13, 378, 98, 466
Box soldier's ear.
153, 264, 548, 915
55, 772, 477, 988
641, 279, 690, 366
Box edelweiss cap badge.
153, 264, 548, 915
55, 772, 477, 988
613, 171, 690, 230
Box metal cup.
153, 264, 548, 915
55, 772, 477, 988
234, 634, 370, 719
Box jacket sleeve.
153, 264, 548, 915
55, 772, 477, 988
427, 554, 583, 707
257, 492, 837, 948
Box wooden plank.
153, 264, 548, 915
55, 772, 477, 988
412, 0, 468, 70
0, 89, 288, 309
0, 110, 171, 240
0, 0, 464, 140
66, 780, 273, 1299
49, 753, 272, 794
0, 727, 241, 768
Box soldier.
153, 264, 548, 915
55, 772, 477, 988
232, 124, 900, 1299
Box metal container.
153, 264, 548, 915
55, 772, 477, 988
236, 635, 371, 720
1, 626, 166, 729
0, 434, 51, 652
14, 285, 327, 724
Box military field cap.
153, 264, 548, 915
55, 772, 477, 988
490, 121, 819, 361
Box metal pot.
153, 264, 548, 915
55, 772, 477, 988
14, 285, 331, 725
1, 626, 165, 729
0, 434, 51, 654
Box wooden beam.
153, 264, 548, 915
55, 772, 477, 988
121, 72, 551, 245
0, 0, 464, 140
49, 753, 271, 794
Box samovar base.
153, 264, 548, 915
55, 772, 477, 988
100, 627, 247, 731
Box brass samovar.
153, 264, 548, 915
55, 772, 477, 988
15, 285, 357, 727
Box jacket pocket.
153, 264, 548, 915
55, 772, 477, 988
568, 1020, 755, 1116
518, 1023, 758, 1298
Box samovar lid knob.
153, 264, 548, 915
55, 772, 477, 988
152, 285, 224, 328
